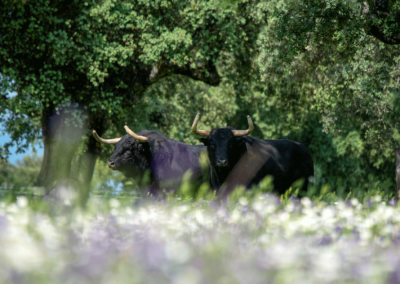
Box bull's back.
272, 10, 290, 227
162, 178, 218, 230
256, 139, 313, 193
155, 140, 206, 186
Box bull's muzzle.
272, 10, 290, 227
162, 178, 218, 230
108, 161, 116, 169
216, 159, 228, 167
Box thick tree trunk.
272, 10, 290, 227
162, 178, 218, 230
36, 105, 55, 190
36, 105, 86, 194
396, 146, 400, 198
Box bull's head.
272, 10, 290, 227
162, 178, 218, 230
192, 114, 254, 168
92, 126, 151, 178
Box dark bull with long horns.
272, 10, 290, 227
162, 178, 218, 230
192, 113, 314, 197
93, 125, 209, 193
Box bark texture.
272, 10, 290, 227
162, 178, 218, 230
36, 105, 86, 193
75, 115, 106, 206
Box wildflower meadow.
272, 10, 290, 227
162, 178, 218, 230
0, 184, 399, 284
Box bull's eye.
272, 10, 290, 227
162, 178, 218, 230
124, 151, 131, 157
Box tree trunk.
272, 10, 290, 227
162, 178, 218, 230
75, 116, 106, 206
36, 105, 86, 194
75, 136, 100, 206
396, 146, 400, 198
36, 105, 55, 190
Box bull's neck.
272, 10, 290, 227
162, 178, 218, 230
214, 166, 232, 187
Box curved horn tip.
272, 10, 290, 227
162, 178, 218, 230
191, 113, 210, 137
125, 125, 148, 142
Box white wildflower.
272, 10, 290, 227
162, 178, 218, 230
351, 198, 359, 206
109, 198, 120, 208
301, 197, 312, 208
7, 203, 19, 214
229, 209, 241, 224
372, 195, 382, 203
239, 197, 248, 206
16, 196, 28, 208
286, 202, 295, 212
173, 267, 201, 284
165, 241, 192, 263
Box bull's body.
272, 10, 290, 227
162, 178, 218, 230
200, 127, 314, 195
103, 130, 208, 191
256, 138, 314, 193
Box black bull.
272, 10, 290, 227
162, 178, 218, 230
193, 116, 314, 196
93, 128, 208, 192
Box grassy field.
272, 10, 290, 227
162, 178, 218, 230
0, 182, 399, 284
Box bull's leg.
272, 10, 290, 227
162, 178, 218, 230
301, 178, 309, 196
145, 180, 159, 198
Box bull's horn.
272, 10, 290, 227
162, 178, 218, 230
231, 115, 254, 136
93, 130, 121, 144
124, 125, 148, 142
191, 113, 211, 137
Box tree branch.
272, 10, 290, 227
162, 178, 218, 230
149, 59, 221, 86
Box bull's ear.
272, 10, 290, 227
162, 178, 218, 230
234, 137, 246, 146
234, 137, 252, 152
199, 138, 209, 146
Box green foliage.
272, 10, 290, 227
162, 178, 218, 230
262, 0, 400, 62
332, 131, 364, 156
268, 0, 364, 61
0, 155, 42, 187
0, 0, 266, 160
255, 0, 400, 194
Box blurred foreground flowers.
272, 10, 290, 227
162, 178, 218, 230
0, 194, 400, 283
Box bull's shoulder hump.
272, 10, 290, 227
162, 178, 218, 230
136, 130, 187, 144
137, 130, 169, 140
260, 139, 300, 148
136, 130, 205, 151
262, 139, 311, 154
242, 136, 261, 143
261, 139, 298, 145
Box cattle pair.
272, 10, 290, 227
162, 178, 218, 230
93, 114, 314, 196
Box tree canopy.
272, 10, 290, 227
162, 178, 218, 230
0, 0, 266, 193
257, 0, 400, 168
